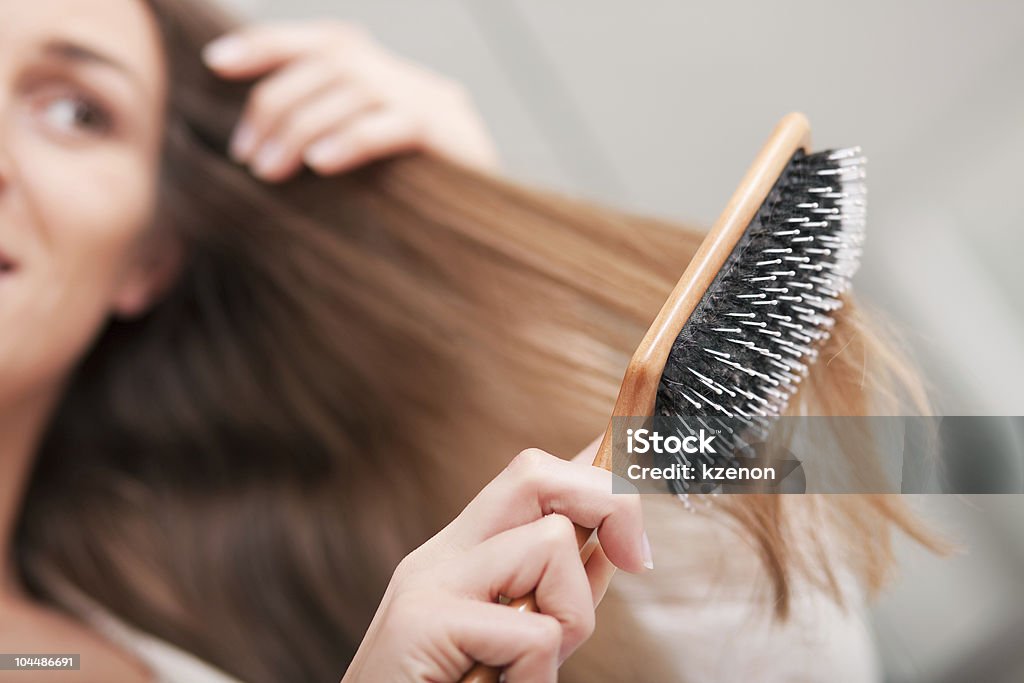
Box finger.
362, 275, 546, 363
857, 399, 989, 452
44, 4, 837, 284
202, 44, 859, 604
584, 544, 617, 607
447, 601, 561, 683
303, 108, 423, 175
571, 437, 617, 606
230, 57, 348, 162
450, 449, 649, 574
249, 88, 379, 182
202, 21, 367, 79
445, 514, 595, 662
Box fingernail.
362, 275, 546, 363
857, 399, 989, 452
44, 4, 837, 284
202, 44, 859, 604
305, 136, 350, 171
202, 37, 248, 68
252, 141, 286, 178
641, 531, 654, 570
230, 123, 256, 161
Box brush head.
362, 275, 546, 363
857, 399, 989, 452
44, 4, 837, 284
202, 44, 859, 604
655, 147, 865, 461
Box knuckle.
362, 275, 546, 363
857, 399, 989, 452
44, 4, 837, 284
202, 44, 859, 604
548, 597, 594, 656
508, 448, 550, 475
383, 589, 429, 633
345, 125, 376, 150
505, 448, 551, 492
540, 513, 575, 548
391, 553, 419, 588
302, 58, 335, 83
248, 82, 281, 117
398, 114, 428, 143
341, 80, 374, 106
324, 48, 356, 74
569, 601, 596, 642
392, 543, 434, 586
281, 109, 317, 142
531, 615, 563, 652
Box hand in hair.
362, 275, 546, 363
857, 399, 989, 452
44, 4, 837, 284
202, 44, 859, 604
201, 20, 500, 182
341, 445, 652, 683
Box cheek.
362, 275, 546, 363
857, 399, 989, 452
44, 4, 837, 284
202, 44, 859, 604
0, 137, 159, 398
29, 142, 157, 293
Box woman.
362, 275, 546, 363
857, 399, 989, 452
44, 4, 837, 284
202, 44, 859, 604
1, 0, 936, 681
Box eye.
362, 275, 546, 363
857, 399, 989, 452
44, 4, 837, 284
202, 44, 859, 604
37, 91, 113, 136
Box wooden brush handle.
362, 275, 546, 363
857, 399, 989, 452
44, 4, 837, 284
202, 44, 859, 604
459, 522, 597, 682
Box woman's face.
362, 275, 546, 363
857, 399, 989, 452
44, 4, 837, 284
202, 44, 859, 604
0, 0, 170, 406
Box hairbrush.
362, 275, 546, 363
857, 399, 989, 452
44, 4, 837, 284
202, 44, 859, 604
461, 112, 866, 682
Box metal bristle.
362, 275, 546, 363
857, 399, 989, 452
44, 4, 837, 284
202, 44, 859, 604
655, 148, 866, 481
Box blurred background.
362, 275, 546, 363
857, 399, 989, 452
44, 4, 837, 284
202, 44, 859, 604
223, 1, 1024, 680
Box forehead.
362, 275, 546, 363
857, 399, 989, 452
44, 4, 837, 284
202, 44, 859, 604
0, 0, 166, 93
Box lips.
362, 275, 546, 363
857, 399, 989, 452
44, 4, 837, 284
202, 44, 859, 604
0, 247, 16, 274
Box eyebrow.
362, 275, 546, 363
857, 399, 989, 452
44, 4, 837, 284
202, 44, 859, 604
40, 39, 147, 94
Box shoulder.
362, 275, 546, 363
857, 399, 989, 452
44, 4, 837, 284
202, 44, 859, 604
0, 595, 152, 683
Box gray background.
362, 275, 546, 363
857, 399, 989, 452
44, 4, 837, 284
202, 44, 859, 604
222, 1, 1024, 680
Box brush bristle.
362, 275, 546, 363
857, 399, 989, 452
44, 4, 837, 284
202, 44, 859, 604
655, 148, 866, 457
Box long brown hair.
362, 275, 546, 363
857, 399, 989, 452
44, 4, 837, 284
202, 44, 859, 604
14, 0, 938, 681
